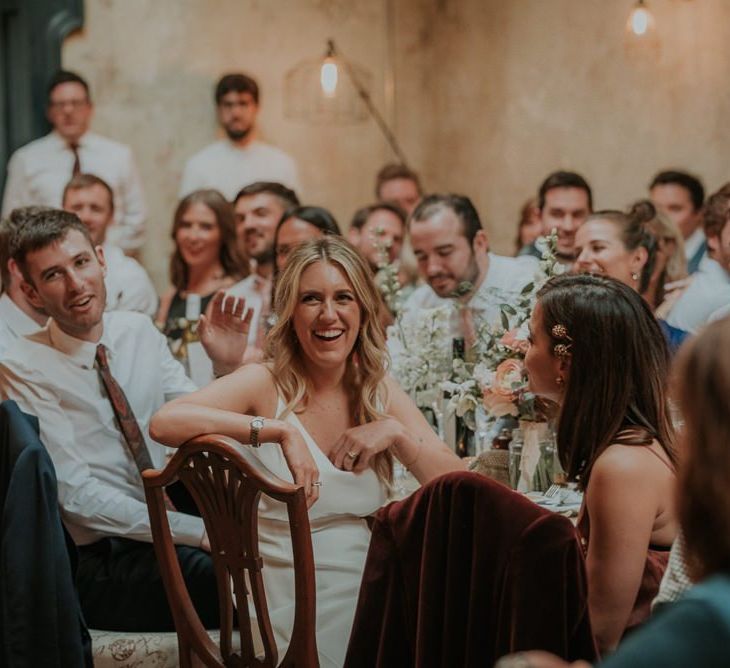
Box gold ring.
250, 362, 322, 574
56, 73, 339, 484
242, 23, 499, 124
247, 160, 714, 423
312, 481, 323, 487
346, 451, 358, 459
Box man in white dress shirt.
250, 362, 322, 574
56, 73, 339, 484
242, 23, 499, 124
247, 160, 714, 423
1, 70, 147, 253
666, 183, 730, 332
403, 194, 537, 340
0, 209, 248, 630
62, 173, 157, 316
179, 73, 300, 200
0, 209, 49, 358
228, 182, 300, 355
650, 170, 707, 275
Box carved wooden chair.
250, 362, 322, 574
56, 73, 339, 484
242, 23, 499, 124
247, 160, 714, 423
142, 434, 318, 667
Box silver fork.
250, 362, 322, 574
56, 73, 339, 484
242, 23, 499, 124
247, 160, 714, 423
544, 483, 563, 499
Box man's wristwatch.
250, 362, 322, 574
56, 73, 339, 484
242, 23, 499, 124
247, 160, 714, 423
250, 416, 265, 448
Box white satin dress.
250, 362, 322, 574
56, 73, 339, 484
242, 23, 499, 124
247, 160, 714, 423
247, 397, 389, 667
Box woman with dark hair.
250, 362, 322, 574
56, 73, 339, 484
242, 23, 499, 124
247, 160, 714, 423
156, 189, 246, 345
525, 273, 677, 653
500, 316, 730, 668
573, 200, 688, 351
274, 205, 341, 272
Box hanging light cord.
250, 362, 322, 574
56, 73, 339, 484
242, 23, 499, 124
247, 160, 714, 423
329, 39, 410, 166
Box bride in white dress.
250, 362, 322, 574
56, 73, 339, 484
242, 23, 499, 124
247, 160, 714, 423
151, 236, 464, 666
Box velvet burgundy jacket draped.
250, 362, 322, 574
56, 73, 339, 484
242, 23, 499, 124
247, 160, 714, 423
345, 472, 597, 667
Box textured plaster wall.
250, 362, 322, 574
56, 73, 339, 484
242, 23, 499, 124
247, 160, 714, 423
64, 0, 396, 288
64, 0, 730, 286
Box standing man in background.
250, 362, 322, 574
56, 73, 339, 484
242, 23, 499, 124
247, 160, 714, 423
375, 163, 423, 216
2, 70, 147, 254
179, 73, 300, 200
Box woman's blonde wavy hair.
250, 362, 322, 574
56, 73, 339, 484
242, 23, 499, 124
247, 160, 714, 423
265, 236, 392, 483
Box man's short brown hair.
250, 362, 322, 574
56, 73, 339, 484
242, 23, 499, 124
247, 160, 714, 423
375, 163, 422, 200
703, 183, 730, 239
62, 173, 115, 212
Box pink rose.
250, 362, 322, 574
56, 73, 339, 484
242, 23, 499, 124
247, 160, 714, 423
483, 390, 520, 417
492, 359, 525, 397
500, 329, 530, 354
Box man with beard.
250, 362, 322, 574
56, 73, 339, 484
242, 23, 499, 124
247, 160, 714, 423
228, 181, 299, 356
403, 194, 536, 342
179, 73, 300, 199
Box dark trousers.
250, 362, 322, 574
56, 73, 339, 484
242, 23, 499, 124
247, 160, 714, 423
76, 536, 219, 632
76, 483, 218, 632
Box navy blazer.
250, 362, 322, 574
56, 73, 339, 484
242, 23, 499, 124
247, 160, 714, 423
0, 400, 91, 668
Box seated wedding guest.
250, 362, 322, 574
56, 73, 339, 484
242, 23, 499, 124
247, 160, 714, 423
0, 209, 250, 631
0, 208, 50, 357
665, 183, 730, 332
525, 273, 677, 653
275, 205, 341, 272
150, 236, 465, 667
375, 163, 422, 216
2, 70, 146, 253
63, 173, 157, 316
348, 202, 406, 272
157, 189, 246, 349
643, 209, 688, 314
650, 170, 707, 274
500, 315, 730, 668
519, 171, 592, 262
179, 73, 300, 199
403, 193, 535, 343
228, 182, 300, 352
514, 195, 542, 255
573, 200, 688, 350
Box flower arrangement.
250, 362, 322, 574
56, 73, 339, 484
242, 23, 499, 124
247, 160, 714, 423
441, 232, 564, 429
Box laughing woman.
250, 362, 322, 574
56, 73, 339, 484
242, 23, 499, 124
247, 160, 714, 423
150, 236, 463, 667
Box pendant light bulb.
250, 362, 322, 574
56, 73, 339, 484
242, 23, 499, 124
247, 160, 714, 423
627, 0, 654, 37
320, 40, 339, 97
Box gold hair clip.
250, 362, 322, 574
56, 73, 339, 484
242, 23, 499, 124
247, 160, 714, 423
551, 324, 572, 358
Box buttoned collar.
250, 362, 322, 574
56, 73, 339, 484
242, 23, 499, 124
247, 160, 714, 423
49, 129, 92, 150
47, 313, 114, 369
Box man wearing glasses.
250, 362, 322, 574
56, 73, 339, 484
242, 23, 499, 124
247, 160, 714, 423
2, 70, 147, 254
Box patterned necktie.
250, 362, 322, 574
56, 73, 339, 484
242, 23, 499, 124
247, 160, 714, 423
95, 343, 154, 474
69, 142, 81, 176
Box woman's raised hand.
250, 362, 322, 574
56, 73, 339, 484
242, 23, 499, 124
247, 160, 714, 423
330, 418, 403, 473
279, 424, 321, 507
198, 291, 253, 376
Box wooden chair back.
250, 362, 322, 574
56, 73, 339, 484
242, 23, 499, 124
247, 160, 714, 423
142, 434, 318, 667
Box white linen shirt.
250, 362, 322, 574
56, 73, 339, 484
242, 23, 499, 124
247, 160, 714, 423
2, 131, 147, 251
103, 243, 158, 317
665, 259, 730, 333
226, 274, 266, 346
0, 311, 203, 547
179, 139, 301, 200
401, 253, 538, 336
0, 293, 41, 360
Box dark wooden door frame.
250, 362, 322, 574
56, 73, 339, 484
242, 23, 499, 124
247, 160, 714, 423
0, 0, 84, 195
